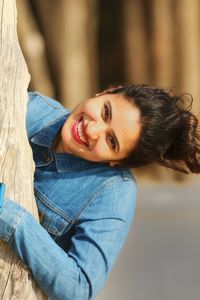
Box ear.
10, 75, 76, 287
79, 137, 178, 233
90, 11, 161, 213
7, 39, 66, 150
109, 161, 121, 167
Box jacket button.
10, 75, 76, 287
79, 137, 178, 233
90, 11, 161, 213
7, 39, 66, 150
43, 153, 50, 163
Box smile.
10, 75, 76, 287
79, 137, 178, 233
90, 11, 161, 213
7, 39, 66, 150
71, 116, 89, 147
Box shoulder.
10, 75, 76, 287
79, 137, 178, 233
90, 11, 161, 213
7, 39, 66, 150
102, 169, 137, 212
98, 167, 137, 198
80, 167, 137, 223
74, 163, 137, 206
26, 92, 69, 138
27, 92, 68, 113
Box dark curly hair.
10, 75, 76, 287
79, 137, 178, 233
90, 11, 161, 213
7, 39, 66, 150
106, 84, 200, 174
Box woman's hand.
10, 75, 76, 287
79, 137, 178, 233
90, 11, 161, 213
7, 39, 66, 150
0, 183, 6, 213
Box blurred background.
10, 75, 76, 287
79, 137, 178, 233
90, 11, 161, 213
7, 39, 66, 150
16, 1, 200, 299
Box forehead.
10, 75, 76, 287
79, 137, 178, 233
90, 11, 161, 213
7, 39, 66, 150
106, 93, 141, 154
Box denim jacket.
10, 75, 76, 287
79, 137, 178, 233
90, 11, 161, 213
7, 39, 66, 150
0, 92, 137, 300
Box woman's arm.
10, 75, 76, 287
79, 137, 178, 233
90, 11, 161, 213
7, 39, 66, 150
0, 180, 136, 300
0, 198, 90, 300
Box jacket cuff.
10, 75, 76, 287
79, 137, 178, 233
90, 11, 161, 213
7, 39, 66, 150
0, 198, 27, 243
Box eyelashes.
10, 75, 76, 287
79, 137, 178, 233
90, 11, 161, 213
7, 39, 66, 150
103, 103, 116, 150
104, 103, 110, 121
108, 135, 116, 150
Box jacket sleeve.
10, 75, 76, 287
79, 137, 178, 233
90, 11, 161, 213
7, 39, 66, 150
0, 180, 137, 300
0, 198, 90, 300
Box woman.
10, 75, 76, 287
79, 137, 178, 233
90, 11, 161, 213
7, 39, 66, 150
0, 84, 200, 300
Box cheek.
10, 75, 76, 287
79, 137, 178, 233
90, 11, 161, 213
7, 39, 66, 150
61, 120, 74, 146
91, 140, 110, 159
83, 101, 101, 120
60, 120, 72, 143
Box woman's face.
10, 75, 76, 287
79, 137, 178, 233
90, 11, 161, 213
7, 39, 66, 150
56, 93, 141, 166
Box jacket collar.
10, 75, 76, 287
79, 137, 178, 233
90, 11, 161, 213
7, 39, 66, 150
54, 152, 103, 172
30, 112, 69, 148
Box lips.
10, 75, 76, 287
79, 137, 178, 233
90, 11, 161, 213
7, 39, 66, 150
71, 116, 89, 147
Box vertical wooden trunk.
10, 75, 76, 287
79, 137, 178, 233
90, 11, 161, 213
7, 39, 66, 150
175, 0, 200, 114
0, 1, 47, 298
151, 0, 175, 87
123, 0, 149, 84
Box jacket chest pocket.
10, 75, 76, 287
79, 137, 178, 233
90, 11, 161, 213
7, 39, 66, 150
35, 194, 73, 240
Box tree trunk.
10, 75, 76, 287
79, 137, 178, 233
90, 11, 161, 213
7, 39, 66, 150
0, 1, 47, 298
151, 0, 175, 87
175, 0, 200, 114
123, 0, 149, 84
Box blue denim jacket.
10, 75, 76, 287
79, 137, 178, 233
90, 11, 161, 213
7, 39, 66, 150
0, 92, 137, 300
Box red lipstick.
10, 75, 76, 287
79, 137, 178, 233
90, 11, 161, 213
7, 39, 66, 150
71, 116, 89, 147
71, 117, 83, 145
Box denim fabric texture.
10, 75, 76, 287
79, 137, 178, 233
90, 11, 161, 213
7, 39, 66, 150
0, 92, 137, 300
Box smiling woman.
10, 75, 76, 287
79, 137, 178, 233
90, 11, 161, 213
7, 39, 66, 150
54, 91, 141, 165
0, 84, 200, 300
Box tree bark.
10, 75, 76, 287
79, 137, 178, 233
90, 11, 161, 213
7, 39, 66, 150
151, 0, 175, 87
0, 1, 47, 298
175, 0, 200, 114
123, 0, 149, 84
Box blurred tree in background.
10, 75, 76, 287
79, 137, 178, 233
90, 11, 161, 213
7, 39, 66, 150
17, 0, 200, 182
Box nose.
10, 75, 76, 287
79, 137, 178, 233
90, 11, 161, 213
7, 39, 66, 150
86, 120, 107, 140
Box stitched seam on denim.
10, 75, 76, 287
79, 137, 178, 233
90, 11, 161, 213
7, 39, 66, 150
35, 173, 134, 225
30, 94, 69, 142
57, 164, 99, 172
6, 208, 27, 243
47, 222, 73, 238
41, 221, 66, 236
35, 160, 53, 167
56, 157, 102, 172
75, 175, 130, 221
36, 92, 67, 115
31, 114, 66, 140
34, 188, 73, 223
121, 169, 136, 181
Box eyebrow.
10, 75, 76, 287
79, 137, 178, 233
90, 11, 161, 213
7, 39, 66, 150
107, 100, 120, 153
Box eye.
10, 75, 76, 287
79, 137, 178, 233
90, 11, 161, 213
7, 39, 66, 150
108, 134, 116, 150
103, 103, 109, 121
103, 102, 117, 151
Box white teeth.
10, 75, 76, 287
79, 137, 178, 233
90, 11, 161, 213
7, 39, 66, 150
77, 121, 87, 144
